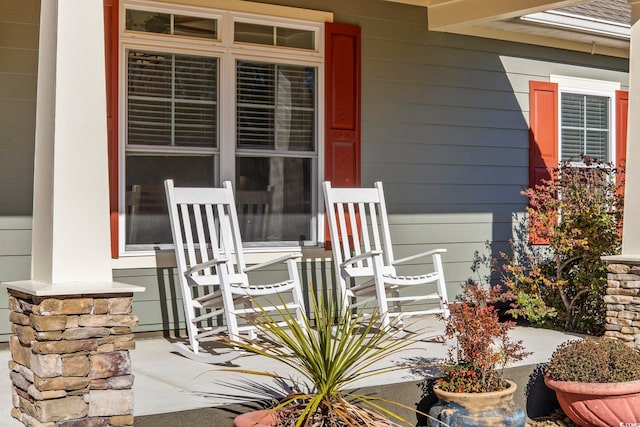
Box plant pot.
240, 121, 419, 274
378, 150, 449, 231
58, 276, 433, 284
233, 409, 393, 427
428, 379, 526, 427
234, 409, 275, 427
544, 376, 640, 427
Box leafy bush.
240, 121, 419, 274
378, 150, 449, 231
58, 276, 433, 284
436, 282, 531, 393
500, 157, 623, 334
546, 338, 640, 383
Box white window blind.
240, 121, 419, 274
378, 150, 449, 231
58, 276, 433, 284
560, 92, 609, 162
127, 50, 217, 148
236, 61, 315, 152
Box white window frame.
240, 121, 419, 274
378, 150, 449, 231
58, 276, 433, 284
550, 75, 619, 167
117, 0, 326, 257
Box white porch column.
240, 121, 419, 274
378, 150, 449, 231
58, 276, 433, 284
3, 0, 143, 294
30, 0, 114, 284
623, 0, 640, 255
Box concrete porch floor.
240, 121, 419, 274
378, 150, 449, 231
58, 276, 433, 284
0, 317, 579, 426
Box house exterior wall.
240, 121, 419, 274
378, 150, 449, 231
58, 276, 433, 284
0, 0, 39, 339
0, 0, 629, 339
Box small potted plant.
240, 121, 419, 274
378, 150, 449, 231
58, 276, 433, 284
545, 337, 640, 427
428, 282, 531, 427
227, 292, 439, 427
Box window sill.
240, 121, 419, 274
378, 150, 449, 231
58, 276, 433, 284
111, 246, 330, 270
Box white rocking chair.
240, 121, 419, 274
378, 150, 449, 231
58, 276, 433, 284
164, 179, 307, 363
323, 181, 450, 328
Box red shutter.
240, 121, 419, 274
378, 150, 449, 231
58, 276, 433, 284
324, 22, 361, 247
529, 81, 558, 244
325, 22, 361, 187
616, 90, 628, 189
529, 81, 558, 190
104, 0, 119, 258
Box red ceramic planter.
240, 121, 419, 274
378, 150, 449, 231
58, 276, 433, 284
233, 409, 393, 426
545, 377, 640, 427
233, 409, 276, 427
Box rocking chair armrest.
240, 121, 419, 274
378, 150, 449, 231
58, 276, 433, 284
392, 248, 447, 266
340, 250, 383, 268
244, 252, 303, 272
184, 257, 228, 276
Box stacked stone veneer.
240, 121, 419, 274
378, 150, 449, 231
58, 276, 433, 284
605, 260, 640, 349
7, 290, 139, 427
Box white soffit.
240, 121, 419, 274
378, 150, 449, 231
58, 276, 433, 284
411, 0, 628, 57
521, 10, 630, 39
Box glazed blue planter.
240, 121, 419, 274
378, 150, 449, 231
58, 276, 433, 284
428, 380, 526, 427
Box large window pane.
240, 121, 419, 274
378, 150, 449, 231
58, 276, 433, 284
236, 157, 312, 243
236, 60, 315, 151
125, 155, 216, 246
561, 92, 609, 162
127, 50, 217, 148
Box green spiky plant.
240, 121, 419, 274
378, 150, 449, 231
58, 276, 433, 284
223, 293, 441, 427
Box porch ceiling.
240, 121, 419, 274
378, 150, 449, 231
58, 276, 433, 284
424, 0, 589, 30
385, 0, 629, 57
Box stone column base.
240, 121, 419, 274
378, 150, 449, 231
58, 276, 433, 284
7, 290, 140, 427
604, 259, 640, 349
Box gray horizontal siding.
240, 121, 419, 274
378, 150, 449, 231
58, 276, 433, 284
364, 122, 529, 148
368, 165, 527, 186
114, 269, 185, 333
0, 218, 32, 342
365, 82, 528, 112
381, 183, 525, 205
365, 143, 527, 166
365, 101, 527, 130
0, 0, 38, 342
0, 0, 37, 219
0, 230, 31, 256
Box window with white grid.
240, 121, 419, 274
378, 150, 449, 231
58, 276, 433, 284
120, 2, 322, 252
